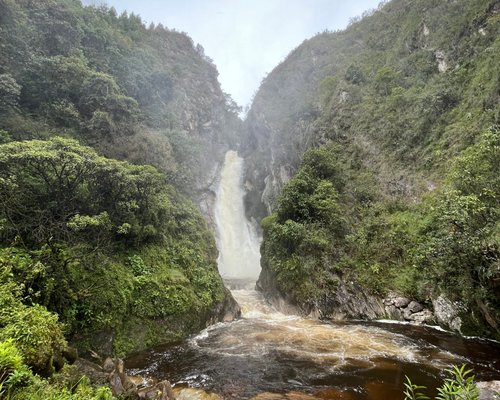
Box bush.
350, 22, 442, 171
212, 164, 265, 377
0, 340, 31, 397
0, 257, 67, 375
0, 305, 67, 375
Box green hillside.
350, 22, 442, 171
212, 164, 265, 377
0, 0, 240, 191
244, 0, 499, 339
0, 0, 240, 390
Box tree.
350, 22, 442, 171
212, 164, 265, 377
0, 137, 171, 247
0, 74, 21, 112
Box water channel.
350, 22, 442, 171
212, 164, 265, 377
126, 151, 500, 399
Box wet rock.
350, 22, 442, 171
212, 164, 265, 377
128, 374, 156, 388
407, 301, 424, 313
109, 371, 125, 396
251, 391, 317, 400
152, 380, 175, 400
258, 268, 384, 321
477, 380, 500, 400
73, 358, 107, 385
173, 387, 220, 399
206, 286, 241, 325
314, 388, 358, 399
410, 310, 435, 325
384, 304, 402, 320
103, 357, 115, 373
403, 308, 413, 321
394, 297, 411, 308
120, 365, 136, 391
433, 295, 464, 333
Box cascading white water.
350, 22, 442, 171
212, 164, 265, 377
214, 150, 261, 280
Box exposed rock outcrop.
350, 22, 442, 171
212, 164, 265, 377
258, 269, 441, 327
383, 294, 435, 325
205, 287, 242, 324
432, 295, 465, 333
477, 380, 500, 400
76, 356, 175, 399
257, 268, 384, 320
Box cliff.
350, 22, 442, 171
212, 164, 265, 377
0, 0, 241, 361
243, 0, 500, 339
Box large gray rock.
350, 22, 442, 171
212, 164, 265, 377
205, 286, 241, 324
407, 301, 424, 313
73, 358, 108, 385
257, 268, 384, 320
138, 380, 174, 400
394, 297, 411, 308
433, 295, 464, 333
384, 304, 403, 320
477, 380, 500, 400
409, 310, 435, 325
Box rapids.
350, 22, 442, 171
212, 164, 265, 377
126, 151, 500, 399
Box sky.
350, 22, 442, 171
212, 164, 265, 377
82, 0, 382, 109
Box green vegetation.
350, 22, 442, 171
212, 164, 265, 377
0, 339, 113, 399
0, 138, 224, 360
0, 3, 237, 395
247, 0, 499, 338
0, 0, 240, 192
404, 365, 479, 400
0, 0, 240, 395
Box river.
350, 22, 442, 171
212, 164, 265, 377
126, 151, 500, 399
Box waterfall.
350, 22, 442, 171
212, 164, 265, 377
214, 150, 261, 280
127, 150, 500, 400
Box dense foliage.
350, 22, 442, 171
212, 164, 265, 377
247, 0, 499, 338
0, 0, 240, 192
0, 137, 225, 377
0, 338, 113, 400
0, 0, 237, 386
404, 365, 479, 400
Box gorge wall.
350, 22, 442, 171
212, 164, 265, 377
0, 0, 241, 362
242, 0, 500, 339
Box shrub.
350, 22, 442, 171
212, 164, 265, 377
404, 364, 479, 400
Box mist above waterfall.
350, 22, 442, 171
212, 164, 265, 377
214, 151, 261, 280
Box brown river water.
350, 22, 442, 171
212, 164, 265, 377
125, 280, 500, 400
126, 151, 500, 399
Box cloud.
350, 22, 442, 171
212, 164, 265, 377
82, 0, 381, 108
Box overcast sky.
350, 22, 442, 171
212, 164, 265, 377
82, 0, 382, 108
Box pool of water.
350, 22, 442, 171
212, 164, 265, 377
126, 282, 500, 399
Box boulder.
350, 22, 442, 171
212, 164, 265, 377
103, 357, 115, 373
138, 380, 175, 399
477, 380, 500, 400
205, 286, 241, 325
403, 308, 413, 321
394, 297, 411, 308
73, 358, 107, 385
410, 310, 435, 325
384, 304, 402, 320
407, 301, 424, 313
109, 371, 125, 396
432, 295, 464, 333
